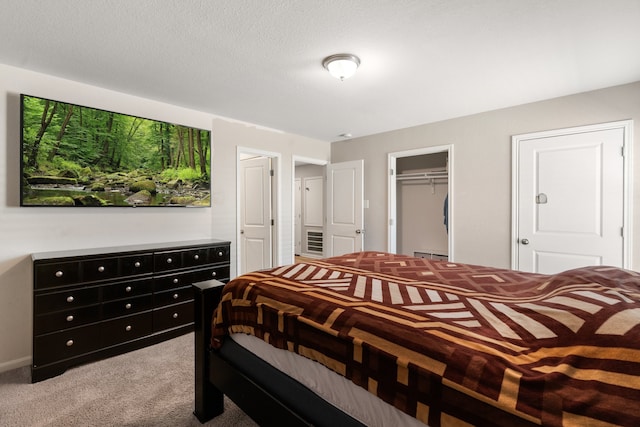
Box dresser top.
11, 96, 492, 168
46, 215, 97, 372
32, 239, 231, 262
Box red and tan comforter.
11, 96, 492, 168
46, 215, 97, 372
211, 251, 640, 426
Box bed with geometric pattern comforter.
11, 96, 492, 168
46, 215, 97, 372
211, 252, 640, 426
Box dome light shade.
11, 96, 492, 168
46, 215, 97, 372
323, 54, 360, 81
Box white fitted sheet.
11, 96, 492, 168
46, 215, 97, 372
230, 333, 427, 427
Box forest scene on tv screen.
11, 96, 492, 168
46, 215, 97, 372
21, 94, 211, 207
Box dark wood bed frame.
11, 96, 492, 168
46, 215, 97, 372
192, 280, 366, 427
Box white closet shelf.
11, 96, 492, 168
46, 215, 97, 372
396, 170, 448, 194
396, 171, 448, 181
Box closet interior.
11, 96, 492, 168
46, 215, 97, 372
294, 163, 325, 258
396, 152, 449, 260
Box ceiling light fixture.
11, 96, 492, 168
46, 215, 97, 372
322, 54, 360, 81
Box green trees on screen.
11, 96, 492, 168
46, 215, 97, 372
21, 95, 210, 180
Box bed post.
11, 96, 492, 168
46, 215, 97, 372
193, 279, 226, 423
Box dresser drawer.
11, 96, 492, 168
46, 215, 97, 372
154, 265, 229, 292
154, 250, 185, 272
209, 245, 230, 264
34, 304, 101, 335
82, 257, 120, 282
34, 261, 81, 289
153, 301, 194, 332
33, 324, 101, 367
189, 265, 230, 283
120, 253, 154, 277
103, 294, 153, 319
154, 272, 189, 292
102, 312, 153, 348
35, 286, 100, 313
182, 247, 211, 268
154, 286, 193, 306
102, 278, 153, 301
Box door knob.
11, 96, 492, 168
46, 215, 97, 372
521, 238, 529, 245
355, 229, 364, 234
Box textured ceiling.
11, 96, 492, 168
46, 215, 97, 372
1, 0, 640, 142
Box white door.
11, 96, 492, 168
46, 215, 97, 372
294, 178, 302, 255
514, 124, 628, 274
326, 160, 364, 256
240, 157, 273, 274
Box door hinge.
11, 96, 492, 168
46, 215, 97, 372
271, 219, 274, 226
621, 227, 624, 237
390, 168, 395, 176
270, 169, 274, 177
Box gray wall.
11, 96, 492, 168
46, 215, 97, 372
331, 81, 640, 269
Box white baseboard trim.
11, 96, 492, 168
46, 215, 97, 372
300, 253, 323, 259
0, 356, 31, 374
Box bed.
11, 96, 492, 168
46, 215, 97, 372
193, 251, 640, 426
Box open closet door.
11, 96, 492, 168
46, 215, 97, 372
326, 160, 364, 256
294, 178, 302, 255
239, 156, 273, 274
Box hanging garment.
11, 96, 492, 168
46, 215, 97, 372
443, 193, 448, 233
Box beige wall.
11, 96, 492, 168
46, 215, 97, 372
331, 81, 640, 269
0, 63, 330, 372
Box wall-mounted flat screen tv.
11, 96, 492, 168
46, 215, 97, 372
20, 94, 211, 207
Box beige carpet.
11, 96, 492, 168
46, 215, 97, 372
0, 333, 257, 427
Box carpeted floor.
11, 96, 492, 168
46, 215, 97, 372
0, 333, 257, 427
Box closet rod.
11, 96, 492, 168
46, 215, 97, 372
396, 172, 448, 181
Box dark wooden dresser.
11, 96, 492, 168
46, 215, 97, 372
31, 239, 231, 382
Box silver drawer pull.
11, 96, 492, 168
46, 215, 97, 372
66, 340, 74, 347
125, 325, 132, 332
66, 315, 74, 322
98, 266, 105, 273
211, 271, 217, 277
194, 254, 199, 260
218, 251, 223, 257
172, 313, 179, 319
173, 278, 179, 284
125, 303, 132, 309
134, 261, 141, 268
56, 271, 64, 278
125, 286, 132, 292
66, 296, 74, 303
166, 257, 172, 264
173, 293, 179, 299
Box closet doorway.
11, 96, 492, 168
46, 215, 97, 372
388, 145, 453, 260
292, 156, 328, 260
